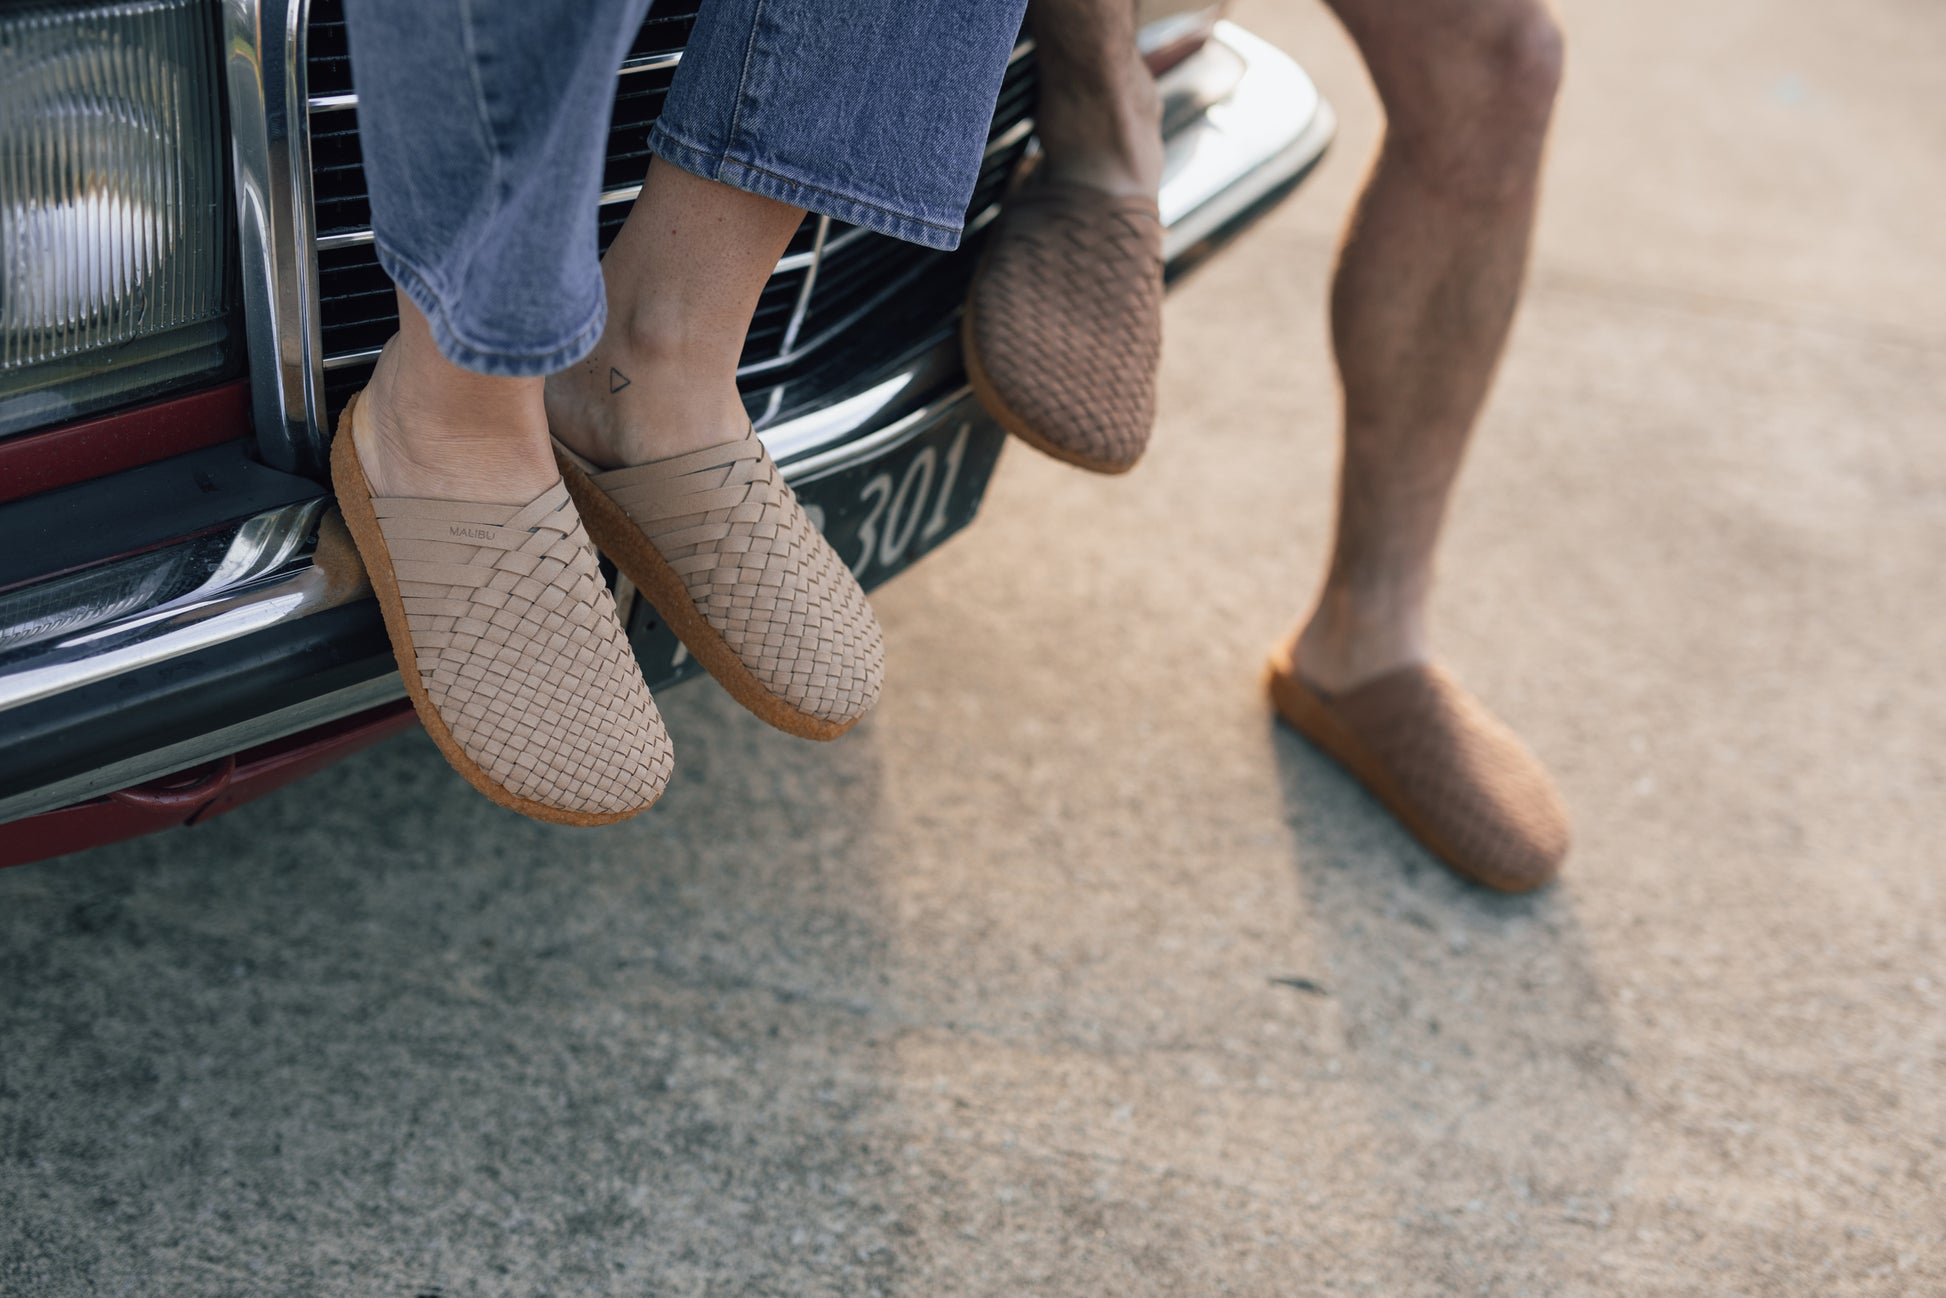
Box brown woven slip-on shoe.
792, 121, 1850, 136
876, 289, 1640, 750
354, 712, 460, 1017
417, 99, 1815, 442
331, 393, 673, 826
963, 180, 1163, 474
1267, 639, 1571, 893
554, 429, 884, 742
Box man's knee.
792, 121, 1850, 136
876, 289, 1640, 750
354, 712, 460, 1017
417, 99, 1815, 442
1469, 1, 1565, 127
1347, 0, 1562, 197
1360, 0, 1564, 135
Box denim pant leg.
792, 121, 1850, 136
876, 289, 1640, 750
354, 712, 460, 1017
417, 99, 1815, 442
650, 0, 1030, 251
342, 0, 651, 376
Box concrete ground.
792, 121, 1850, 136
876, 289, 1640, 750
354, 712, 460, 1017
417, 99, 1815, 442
4, 0, 1942, 1292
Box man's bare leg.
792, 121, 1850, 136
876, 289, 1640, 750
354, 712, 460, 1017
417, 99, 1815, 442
960, 0, 1165, 473
1028, 0, 1163, 200
1022, 0, 1572, 887
1295, 0, 1564, 691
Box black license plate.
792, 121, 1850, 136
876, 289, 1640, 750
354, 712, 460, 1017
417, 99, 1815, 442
626, 398, 1006, 691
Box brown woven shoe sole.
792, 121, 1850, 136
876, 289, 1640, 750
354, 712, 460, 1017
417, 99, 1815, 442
331, 394, 657, 827
961, 301, 1139, 477
555, 450, 858, 743
1265, 657, 1549, 894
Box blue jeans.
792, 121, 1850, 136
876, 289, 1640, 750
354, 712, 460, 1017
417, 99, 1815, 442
341, 0, 1028, 377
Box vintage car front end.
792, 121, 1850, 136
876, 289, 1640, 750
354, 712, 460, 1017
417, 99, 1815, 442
0, 1, 1333, 865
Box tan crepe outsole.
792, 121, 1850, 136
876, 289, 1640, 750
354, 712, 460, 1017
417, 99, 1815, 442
331, 394, 655, 827
960, 300, 1140, 477
1265, 656, 1551, 895
555, 449, 858, 743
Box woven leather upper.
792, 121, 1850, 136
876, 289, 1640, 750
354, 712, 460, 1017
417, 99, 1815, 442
967, 181, 1163, 470
373, 484, 672, 814
1302, 663, 1571, 889
583, 433, 885, 726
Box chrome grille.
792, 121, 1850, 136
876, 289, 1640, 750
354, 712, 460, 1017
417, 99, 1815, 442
303, 0, 1037, 427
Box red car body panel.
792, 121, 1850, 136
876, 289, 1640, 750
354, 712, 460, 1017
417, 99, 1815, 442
0, 700, 417, 870
0, 381, 253, 506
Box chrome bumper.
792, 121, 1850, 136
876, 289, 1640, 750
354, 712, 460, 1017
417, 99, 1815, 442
0, 22, 1332, 825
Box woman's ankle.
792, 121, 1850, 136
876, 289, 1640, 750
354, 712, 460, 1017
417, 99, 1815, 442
551, 161, 801, 468
355, 337, 556, 504
545, 329, 750, 469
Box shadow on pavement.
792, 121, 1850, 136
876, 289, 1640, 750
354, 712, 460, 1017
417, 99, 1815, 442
0, 685, 909, 1296
1271, 720, 1636, 1295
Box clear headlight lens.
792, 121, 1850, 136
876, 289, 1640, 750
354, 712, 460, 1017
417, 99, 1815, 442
0, 0, 233, 437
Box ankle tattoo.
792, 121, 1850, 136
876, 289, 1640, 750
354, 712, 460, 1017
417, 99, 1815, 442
608, 367, 632, 394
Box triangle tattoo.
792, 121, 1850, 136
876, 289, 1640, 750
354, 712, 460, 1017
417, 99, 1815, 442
609, 367, 631, 394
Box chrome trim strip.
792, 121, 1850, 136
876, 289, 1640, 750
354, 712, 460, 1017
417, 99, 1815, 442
319, 346, 382, 372
984, 115, 1037, 162
306, 47, 682, 115
1137, 6, 1223, 57
313, 228, 373, 253
1157, 24, 1334, 264
614, 46, 688, 77
762, 368, 928, 466
320, 347, 380, 372
782, 385, 972, 484
778, 215, 830, 356
0, 500, 331, 714
225, 0, 327, 477
0, 675, 407, 825
773, 224, 861, 275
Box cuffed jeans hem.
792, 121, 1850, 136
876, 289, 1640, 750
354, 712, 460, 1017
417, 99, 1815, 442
648, 123, 964, 253
375, 242, 609, 378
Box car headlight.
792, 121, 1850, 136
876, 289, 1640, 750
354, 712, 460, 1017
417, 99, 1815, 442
0, 0, 234, 438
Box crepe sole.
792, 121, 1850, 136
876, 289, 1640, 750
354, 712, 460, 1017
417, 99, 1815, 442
1266, 658, 1550, 895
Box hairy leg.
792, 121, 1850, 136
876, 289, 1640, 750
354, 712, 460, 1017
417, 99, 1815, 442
546, 159, 806, 468
1296, 0, 1564, 691
1027, 0, 1163, 198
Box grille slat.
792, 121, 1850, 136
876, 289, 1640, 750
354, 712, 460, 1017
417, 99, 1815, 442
306, 3, 1035, 426
304, 0, 699, 100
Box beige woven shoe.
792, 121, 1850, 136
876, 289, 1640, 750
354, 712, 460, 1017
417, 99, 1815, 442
1267, 639, 1571, 893
554, 429, 884, 741
963, 180, 1163, 474
332, 393, 673, 825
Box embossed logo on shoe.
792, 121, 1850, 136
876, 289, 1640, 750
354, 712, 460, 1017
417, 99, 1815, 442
449, 526, 497, 540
